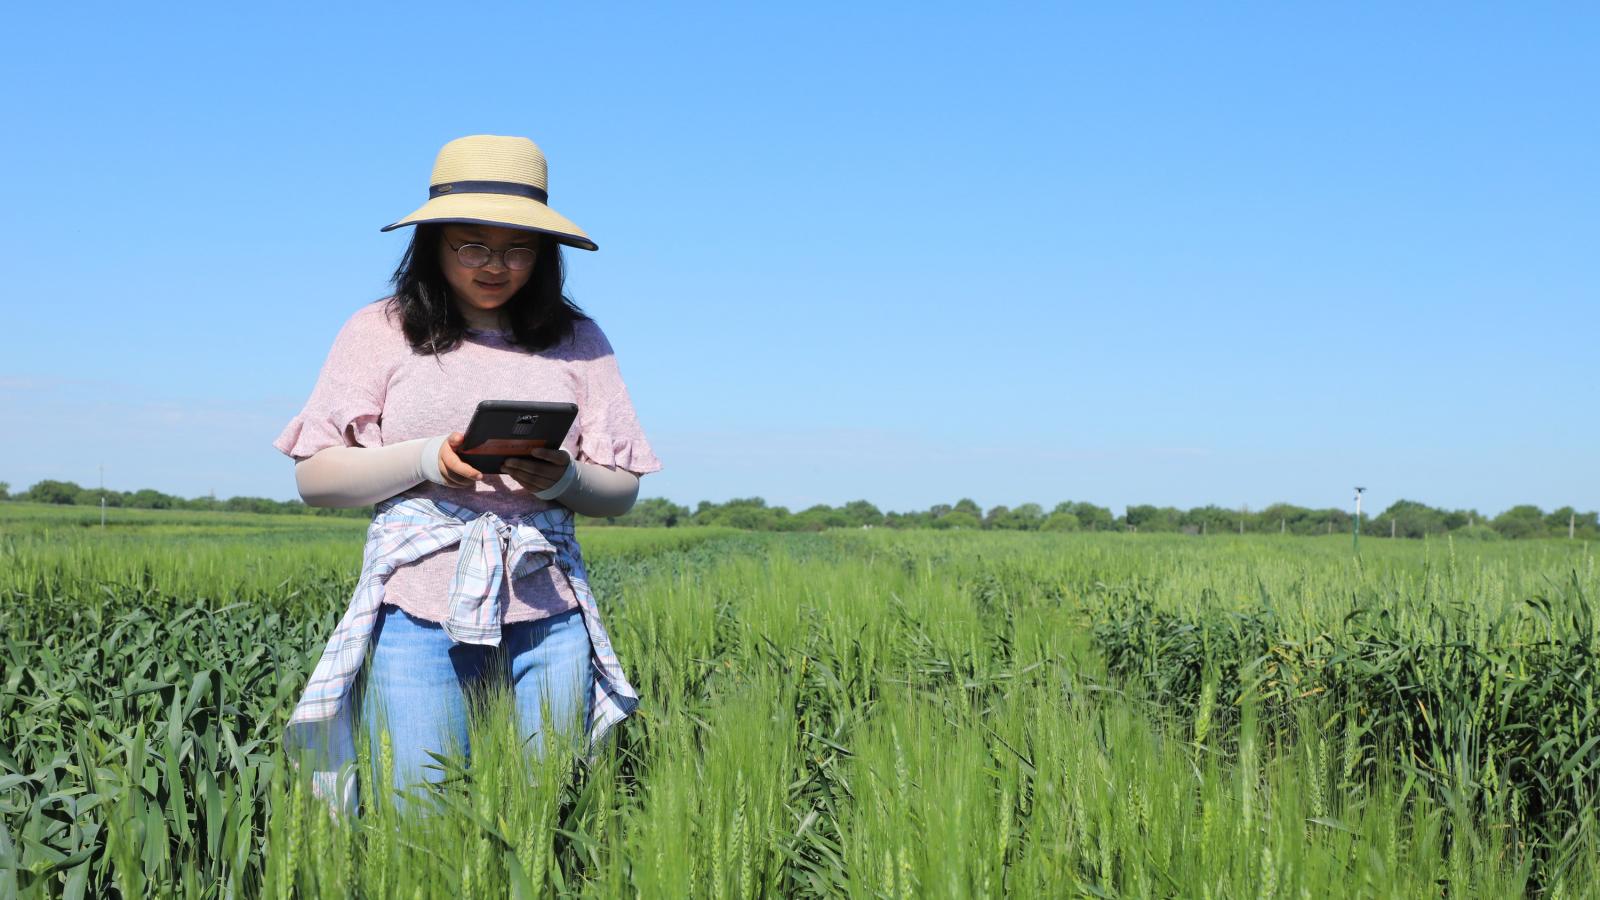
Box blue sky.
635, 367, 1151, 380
2, 3, 1595, 517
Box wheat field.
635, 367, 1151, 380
3, 503, 1596, 897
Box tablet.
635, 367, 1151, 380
457, 400, 578, 475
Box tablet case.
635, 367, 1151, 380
458, 400, 577, 475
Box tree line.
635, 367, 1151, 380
4, 478, 1594, 540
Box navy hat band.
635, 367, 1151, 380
429, 180, 548, 204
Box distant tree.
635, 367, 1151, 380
840, 499, 884, 528
984, 503, 1045, 530
1254, 503, 1324, 535
1542, 506, 1600, 539
222, 496, 288, 515
692, 496, 769, 528
1058, 501, 1114, 532
1124, 505, 1157, 532
794, 504, 850, 531
885, 510, 928, 529
73, 485, 122, 507
127, 488, 177, 510
985, 499, 1049, 528
693, 496, 799, 530
184, 494, 222, 512
933, 510, 981, 530
768, 506, 803, 531
1126, 504, 1180, 532
722, 506, 770, 530
611, 497, 690, 527
1544, 507, 1576, 534
9, 474, 1595, 539
1012, 502, 1046, 529
1179, 505, 1234, 535
1041, 511, 1080, 531
1373, 499, 1449, 538
1492, 505, 1547, 539
23, 480, 82, 504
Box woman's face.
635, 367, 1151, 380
437, 223, 539, 316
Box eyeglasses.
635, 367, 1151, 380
446, 239, 538, 271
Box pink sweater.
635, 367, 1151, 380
272, 297, 663, 623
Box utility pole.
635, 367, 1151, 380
1353, 487, 1366, 553
1391, 518, 1396, 539
99, 463, 106, 529
1572, 512, 1577, 540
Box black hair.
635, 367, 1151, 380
383, 221, 592, 355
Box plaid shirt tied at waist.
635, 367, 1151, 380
281, 494, 639, 812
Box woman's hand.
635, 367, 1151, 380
503, 448, 573, 494
437, 432, 485, 488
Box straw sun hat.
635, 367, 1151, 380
380, 134, 598, 251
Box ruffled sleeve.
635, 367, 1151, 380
573, 321, 663, 476
272, 307, 389, 462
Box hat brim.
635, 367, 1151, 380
380, 192, 598, 251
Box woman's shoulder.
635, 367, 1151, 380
564, 314, 614, 358
334, 296, 406, 346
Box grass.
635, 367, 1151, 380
2, 504, 1596, 896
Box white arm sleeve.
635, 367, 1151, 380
292, 436, 639, 515
541, 460, 641, 518
293, 435, 449, 508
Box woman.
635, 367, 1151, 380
271, 134, 662, 817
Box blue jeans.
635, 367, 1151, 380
358, 604, 592, 814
